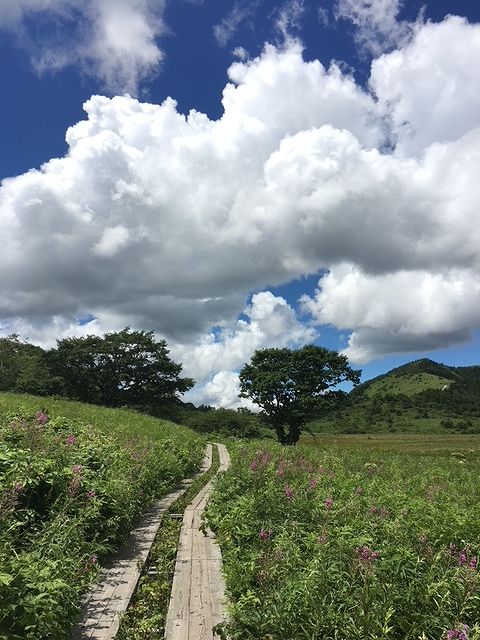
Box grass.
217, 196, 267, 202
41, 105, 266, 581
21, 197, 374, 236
0, 393, 204, 639
0, 392, 196, 445
206, 440, 480, 639
300, 432, 480, 454
364, 372, 452, 397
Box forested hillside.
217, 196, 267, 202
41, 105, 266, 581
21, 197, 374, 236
310, 359, 480, 434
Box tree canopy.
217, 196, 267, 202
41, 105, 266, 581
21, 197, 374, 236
49, 328, 194, 411
239, 345, 361, 444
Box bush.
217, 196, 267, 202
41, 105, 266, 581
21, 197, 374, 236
183, 408, 266, 439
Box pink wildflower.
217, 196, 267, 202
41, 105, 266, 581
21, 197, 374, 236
379, 507, 390, 518
86, 489, 96, 499
72, 465, 83, 474
284, 485, 293, 499
356, 545, 380, 563
446, 624, 469, 640
259, 527, 272, 541
324, 497, 333, 509
35, 411, 48, 425
354, 486, 363, 495
14, 482, 23, 494
65, 434, 76, 446
250, 460, 258, 471
309, 478, 318, 490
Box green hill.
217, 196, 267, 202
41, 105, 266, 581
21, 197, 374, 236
309, 358, 480, 434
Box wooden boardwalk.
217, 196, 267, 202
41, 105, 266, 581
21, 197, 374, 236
72, 444, 213, 640
165, 443, 230, 640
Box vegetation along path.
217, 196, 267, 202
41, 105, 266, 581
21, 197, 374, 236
72, 444, 214, 640
165, 442, 230, 640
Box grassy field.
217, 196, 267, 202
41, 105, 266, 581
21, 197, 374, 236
300, 432, 480, 454
0, 392, 195, 444
207, 438, 480, 639
0, 393, 203, 640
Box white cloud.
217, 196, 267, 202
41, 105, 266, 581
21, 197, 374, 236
301, 265, 480, 363
0, 0, 166, 94
174, 291, 315, 407
185, 371, 256, 410
2, 20, 480, 404
172, 291, 316, 381
213, 0, 259, 47
371, 15, 480, 156
334, 0, 414, 56
275, 0, 306, 41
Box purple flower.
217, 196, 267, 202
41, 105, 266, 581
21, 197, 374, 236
356, 545, 380, 563
72, 465, 83, 475
65, 434, 76, 446
35, 411, 48, 425
309, 478, 318, 490
14, 482, 23, 494
324, 497, 333, 509
83, 554, 98, 572
259, 527, 272, 541
86, 489, 96, 499
354, 486, 363, 495
379, 507, 390, 518
469, 556, 477, 570
284, 485, 293, 499
250, 460, 258, 472
368, 505, 378, 515
446, 624, 469, 640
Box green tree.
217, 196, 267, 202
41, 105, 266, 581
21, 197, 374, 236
239, 345, 361, 445
49, 328, 194, 410
0, 335, 61, 395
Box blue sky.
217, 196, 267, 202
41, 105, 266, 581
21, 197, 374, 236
1, 0, 480, 406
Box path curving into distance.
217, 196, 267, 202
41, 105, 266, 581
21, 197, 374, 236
165, 443, 231, 640
72, 444, 213, 640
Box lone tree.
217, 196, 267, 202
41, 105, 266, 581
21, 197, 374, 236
239, 345, 361, 445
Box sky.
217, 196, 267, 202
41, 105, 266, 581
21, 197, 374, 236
1, 0, 480, 408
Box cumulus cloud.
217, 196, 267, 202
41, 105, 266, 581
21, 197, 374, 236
301, 265, 480, 363
2, 18, 480, 403
174, 291, 316, 408
334, 0, 414, 57
371, 15, 480, 156
0, 0, 166, 94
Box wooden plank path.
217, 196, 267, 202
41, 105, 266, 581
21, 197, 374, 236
72, 444, 213, 640
165, 443, 230, 640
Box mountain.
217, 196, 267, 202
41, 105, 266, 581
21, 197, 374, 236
310, 358, 480, 434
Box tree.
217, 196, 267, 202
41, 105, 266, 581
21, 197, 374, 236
49, 328, 194, 410
0, 335, 61, 395
239, 345, 361, 445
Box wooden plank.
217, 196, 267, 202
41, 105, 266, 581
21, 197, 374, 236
72, 446, 212, 640
165, 443, 230, 640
